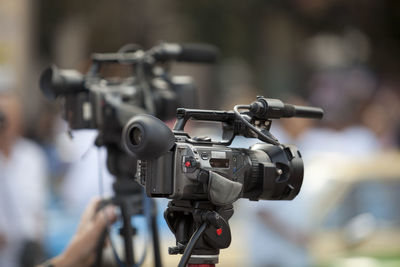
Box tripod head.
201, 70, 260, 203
166, 200, 233, 266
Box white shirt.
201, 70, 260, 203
230, 124, 380, 266
0, 138, 48, 267
56, 129, 114, 215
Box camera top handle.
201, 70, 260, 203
173, 108, 236, 131
90, 43, 219, 65
172, 96, 324, 146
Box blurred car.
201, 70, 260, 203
308, 152, 400, 267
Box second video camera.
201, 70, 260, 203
39, 43, 219, 134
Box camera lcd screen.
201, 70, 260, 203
209, 158, 229, 168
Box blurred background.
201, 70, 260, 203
0, 0, 399, 266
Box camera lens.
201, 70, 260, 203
39, 65, 85, 99
130, 127, 143, 145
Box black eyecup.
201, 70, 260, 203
122, 114, 175, 160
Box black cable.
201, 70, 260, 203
93, 228, 108, 267
177, 222, 208, 267
233, 105, 280, 145
93, 148, 107, 267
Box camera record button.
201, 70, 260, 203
182, 156, 197, 173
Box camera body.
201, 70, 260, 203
123, 97, 322, 205
137, 134, 303, 203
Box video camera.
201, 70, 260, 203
39, 42, 218, 135
122, 96, 323, 266
39, 42, 219, 267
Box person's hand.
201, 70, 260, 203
45, 198, 117, 267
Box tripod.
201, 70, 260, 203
94, 135, 162, 267
164, 200, 234, 267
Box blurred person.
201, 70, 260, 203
0, 67, 49, 267
304, 67, 381, 157
302, 30, 381, 156
238, 195, 314, 267
37, 198, 116, 267
55, 128, 114, 214
43, 125, 115, 257
228, 94, 316, 267
360, 84, 400, 150
26, 100, 66, 184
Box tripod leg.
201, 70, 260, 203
120, 202, 135, 265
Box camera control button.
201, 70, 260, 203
216, 228, 222, 236
182, 156, 197, 173
201, 152, 209, 160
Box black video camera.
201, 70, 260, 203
39, 43, 218, 138
122, 96, 323, 266
123, 96, 323, 204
